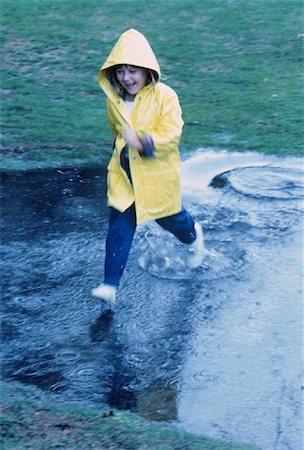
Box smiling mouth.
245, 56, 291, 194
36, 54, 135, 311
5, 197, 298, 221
124, 83, 136, 89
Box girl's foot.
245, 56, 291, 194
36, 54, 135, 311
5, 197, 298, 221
91, 284, 117, 307
189, 222, 205, 268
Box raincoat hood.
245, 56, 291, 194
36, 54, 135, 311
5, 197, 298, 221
98, 29, 161, 89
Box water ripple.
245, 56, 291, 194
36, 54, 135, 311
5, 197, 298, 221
215, 166, 304, 200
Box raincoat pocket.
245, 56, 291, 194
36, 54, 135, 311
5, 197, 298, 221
141, 170, 180, 215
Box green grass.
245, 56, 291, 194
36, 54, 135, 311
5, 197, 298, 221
1, 0, 303, 171
1, 382, 260, 449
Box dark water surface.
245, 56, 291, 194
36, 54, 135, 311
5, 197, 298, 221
1, 150, 303, 449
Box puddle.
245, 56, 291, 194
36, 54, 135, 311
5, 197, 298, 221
1, 150, 303, 450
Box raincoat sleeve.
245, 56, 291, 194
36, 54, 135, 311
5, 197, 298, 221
148, 88, 184, 159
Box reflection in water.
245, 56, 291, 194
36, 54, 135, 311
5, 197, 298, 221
1, 150, 303, 450
136, 381, 177, 422
90, 310, 115, 343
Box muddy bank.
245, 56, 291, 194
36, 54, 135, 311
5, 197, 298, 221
1, 382, 259, 449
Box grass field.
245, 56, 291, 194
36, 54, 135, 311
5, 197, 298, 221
1, 382, 260, 449
1, 0, 303, 170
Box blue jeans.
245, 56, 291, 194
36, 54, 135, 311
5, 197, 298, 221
104, 204, 196, 287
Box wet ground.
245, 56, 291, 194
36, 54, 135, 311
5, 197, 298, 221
1, 150, 303, 450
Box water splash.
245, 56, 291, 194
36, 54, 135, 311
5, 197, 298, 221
136, 222, 245, 281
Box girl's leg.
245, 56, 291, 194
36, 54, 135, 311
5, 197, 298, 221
156, 207, 196, 244
104, 204, 137, 287
156, 207, 204, 268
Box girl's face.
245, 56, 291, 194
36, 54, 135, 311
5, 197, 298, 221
116, 65, 148, 100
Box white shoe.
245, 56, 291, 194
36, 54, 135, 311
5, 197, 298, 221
91, 283, 117, 307
189, 222, 205, 268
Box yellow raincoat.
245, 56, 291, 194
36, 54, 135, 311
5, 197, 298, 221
98, 29, 184, 224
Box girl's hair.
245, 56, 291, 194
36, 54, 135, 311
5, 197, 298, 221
107, 64, 158, 96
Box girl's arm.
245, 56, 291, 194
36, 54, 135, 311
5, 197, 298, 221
123, 89, 183, 159
122, 126, 143, 152
107, 99, 145, 153
106, 88, 183, 158
139, 88, 184, 159
151, 90, 184, 149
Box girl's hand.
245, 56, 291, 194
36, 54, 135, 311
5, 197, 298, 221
122, 126, 143, 152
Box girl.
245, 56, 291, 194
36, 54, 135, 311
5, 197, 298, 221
92, 29, 204, 307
